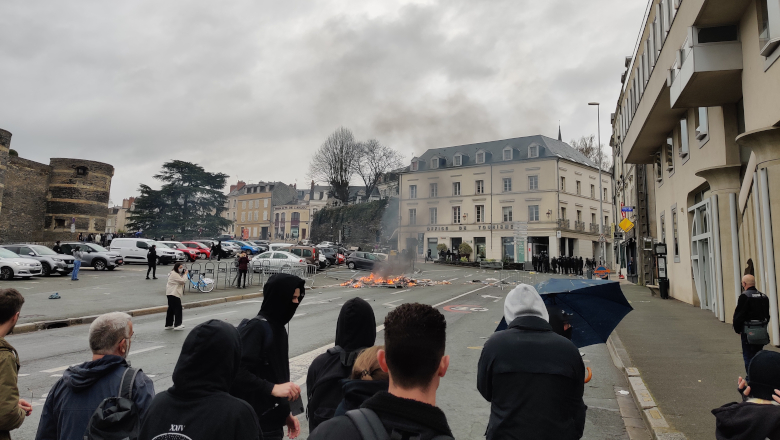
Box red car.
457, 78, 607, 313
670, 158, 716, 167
160, 241, 202, 262
181, 241, 211, 259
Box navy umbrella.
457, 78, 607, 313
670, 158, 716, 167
496, 279, 633, 348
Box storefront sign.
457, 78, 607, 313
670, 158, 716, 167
426, 223, 518, 232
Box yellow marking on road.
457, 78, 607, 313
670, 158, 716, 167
467, 346, 483, 350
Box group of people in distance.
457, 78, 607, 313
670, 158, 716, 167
532, 253, 598, 276
0, 270, 777, 439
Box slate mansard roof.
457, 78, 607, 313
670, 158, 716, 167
407, 135, 599, 172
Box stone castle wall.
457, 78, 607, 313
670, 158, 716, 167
0, 130, 10, 215
0, 157, 51, 243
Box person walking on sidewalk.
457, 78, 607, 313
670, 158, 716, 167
0, 289, 31, 440
237, 252, 249, 289
165, 263, 186, 331
71, 246, 83, 281
139, 319, 260, 440
733, 274, 770, 374
146, 245, 158, 280
478, 284, 587, 440
230, 273, 306, 440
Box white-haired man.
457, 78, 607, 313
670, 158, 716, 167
35, 312, 155, 440
477, 284, 587, 440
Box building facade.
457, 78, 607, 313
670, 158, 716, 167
222, 181, 297, 240
106, 197, 135, 234
611, 0, 780, 344
273, 203, 311, 241
398, 135, 613, 262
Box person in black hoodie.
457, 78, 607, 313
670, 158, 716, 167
712, 350, 780, 440
733, 275, 771, 374
231, 273, 305, 440
306, 297, 376, 431
139, 319, 260, 440
309, 303, 454, 440
146, 245, 158, 280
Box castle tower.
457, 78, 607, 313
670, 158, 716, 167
0, 129, 10, 216
45, 159, 114, 234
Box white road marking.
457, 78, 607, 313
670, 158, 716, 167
292, 313, 307, 318
432, 286, 489, 308
299, 297, 342, 306
18, 374, 29, 377
182, 311, 237, 322
50, 374, 62, 377
128, 346, 164, 356
147, 375, 156, 378
235, 300, 263, 305
389, 289, 410, 295
481, 294, 503, 303
40, 365, 75, 373
446, 278, 459, 282
382, 298, 404, 308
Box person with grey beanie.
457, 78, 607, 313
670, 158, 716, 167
477, 284, 587, 440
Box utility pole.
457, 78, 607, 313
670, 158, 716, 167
589, 102, 606, 265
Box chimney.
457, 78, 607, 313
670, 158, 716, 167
310, 180, 315, 200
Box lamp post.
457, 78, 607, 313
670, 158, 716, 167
589, 102, 606, 266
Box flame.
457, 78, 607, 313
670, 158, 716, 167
340, 273, 416, 288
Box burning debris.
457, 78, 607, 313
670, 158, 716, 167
340, 273, 455, 288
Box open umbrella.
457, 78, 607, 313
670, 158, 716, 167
496, 279, 632, 348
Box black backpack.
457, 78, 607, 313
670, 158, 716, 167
345, 408, 453, 440
83, 367, 141, 440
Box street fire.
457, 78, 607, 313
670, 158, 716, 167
341, 273, 417, 288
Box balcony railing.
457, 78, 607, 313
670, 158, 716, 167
590, 223, 601, 234
575, 221, 586, 232
557, 219, 570, 229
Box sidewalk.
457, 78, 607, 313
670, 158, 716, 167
614, 282, 779, 440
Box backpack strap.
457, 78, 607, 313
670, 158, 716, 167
346, 408, 388, 440
117, 367, 139, 400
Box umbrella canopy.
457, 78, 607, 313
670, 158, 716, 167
496, 279, 633, 348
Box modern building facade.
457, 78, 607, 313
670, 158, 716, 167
398, 135, 614, 262
611, 0, 780, 344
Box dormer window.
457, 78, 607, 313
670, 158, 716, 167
411, 159, 419, 171
431, 157, 440, 169
476, 151, 486, 164
503, 147, 513, 160
454, 154, 462, 166
529, 145, 539, 158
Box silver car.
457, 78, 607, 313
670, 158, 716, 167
0, 248, 43, 280
60, 242, 124, 271
1, 244, 75, 276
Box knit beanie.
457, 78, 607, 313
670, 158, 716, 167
748, 351, 780, 401
504, 284, 549, 323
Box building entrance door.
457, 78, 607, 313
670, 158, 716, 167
427, 238, 438, 257
689, 199, 716, 314
474, 237, 486, 261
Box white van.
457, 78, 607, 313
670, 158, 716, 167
110, 238, 186, 265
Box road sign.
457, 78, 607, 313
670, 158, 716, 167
594, 266, 611, 279
614, 230, 624, 240
619, 218, 635, 232
621, 206, 634, 212
556, 231, 562, 239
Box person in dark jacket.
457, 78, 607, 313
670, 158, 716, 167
733, 275, 771, 374
712, 351, 780, 440
306, 298, 376, 431
478, 284, 587, 440
36, 312, 155, 440
230, 273, 306, 440
309, 303, 453, 440
139, 319, 260, 440
333, 345, 389, 417
146, 245, 158, 280
52, 241, 62, 254
0, 289, 30, 440
237, 252, 250, 289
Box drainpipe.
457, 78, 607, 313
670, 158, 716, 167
710, 195, 725, 321
759, 168, 780, 346
752, 171, 766, 291
729, 193, 741, 315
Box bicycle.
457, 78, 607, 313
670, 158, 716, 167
187, 270, 215, 293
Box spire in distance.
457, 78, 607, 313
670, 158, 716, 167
558, 122, 562, 141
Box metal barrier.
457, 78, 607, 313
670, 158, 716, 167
187, 262, 202, 293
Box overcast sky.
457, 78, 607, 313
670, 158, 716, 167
0, 0, 645, 204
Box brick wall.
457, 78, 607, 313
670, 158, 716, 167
0, 157, 51, 243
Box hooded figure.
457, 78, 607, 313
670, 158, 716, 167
478, 284, 586, 440
306, 298, 376, 431
231, 273, 305, 436
139, 320, 260, 440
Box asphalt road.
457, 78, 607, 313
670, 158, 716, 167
8, 265, 638, 439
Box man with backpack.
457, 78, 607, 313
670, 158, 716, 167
139, 319, 260, 440
230, 273, 306, 440
0, 289, 31, 440
306, 298, 377, 431
35, 312, 155, 440
308, 303, 454, 440
733, 274, 771, 374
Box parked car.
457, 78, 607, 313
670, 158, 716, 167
284, 246, 319, 266
248, 241, 270, 253
1, 244, 75, 276
268, 243, 292, 252
0, 248, 43, 279
181, 241, 211, 259
319, 247, 340, 266
160, 241, 202, 261
225, 240, 261, 255
346, 251, 381, 270
60, 242, 124, 271
213, 234, 235, 241
109, 238, 185, 265
250, 251, 307, 273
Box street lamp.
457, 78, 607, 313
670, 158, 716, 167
589, 102, 606, 265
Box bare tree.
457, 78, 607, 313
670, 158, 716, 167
308, 127, 360, 204
570, 135, 612, 171
355, 139, 403, 202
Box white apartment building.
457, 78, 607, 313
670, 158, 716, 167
398, 135, 614, 263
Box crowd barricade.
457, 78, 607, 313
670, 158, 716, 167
203, 262, 216, 288
216, 262, 228, 288
187, 262, 202, 293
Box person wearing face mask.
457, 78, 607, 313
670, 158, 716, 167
165, 263, 187, 331
231, 273, 306, 440
35, 312, 155, 440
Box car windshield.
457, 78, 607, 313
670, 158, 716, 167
31, 245, 57, 256
86, 244, 109, 252
0, 249, 19, 258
